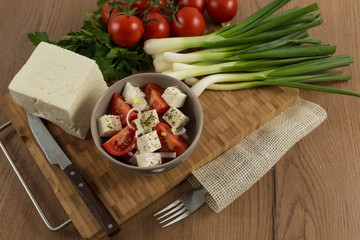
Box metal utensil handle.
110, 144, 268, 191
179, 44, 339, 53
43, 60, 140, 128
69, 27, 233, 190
0, 121, 72, 231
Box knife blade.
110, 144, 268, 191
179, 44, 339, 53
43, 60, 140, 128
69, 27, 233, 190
27, 112, 121, 237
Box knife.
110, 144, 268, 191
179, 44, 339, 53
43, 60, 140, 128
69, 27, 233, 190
27, 112, 121, 237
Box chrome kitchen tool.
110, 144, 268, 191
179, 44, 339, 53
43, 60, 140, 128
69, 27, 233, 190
154, 186, 207, 228
27, 112, 121, 237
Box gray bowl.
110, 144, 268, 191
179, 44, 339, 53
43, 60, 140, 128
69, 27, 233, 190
90, 73, 203, 174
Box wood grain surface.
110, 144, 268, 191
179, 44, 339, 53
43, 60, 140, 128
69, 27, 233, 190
0, 0, 359, 240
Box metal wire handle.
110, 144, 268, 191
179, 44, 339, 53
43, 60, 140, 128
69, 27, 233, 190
0, 121, 72, 231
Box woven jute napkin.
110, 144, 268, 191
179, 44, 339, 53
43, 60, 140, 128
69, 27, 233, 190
187, 98, 327, 213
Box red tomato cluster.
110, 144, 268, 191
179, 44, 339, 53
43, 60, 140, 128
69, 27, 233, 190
101, 0, 238, 47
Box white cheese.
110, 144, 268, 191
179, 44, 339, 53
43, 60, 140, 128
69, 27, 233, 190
133, 109, 159, 136
136, 153, 162, 167
133, 118, 145, 137
137, 130, 161, 153
161, 86, 187, 108
97, 115, 122, 137
162, 107, 189, 131
122, 82, 148, 110
8, 42, 108, 139
140, 109, 159, 130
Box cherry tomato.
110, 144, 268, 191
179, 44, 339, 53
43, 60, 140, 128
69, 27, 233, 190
102, 126, 137, 156
149, 0, 166, 12
178, 0, 206, 13
207, 0, 238, 23
131, 0, 149, 14
131, 0, 166, 14
101, 1, 123, 27
144, 83, 170, 115
155, 122, 189, 160
144, 12, 170, 40
109, 93, 137, 125
108, 14, 144, 47
171, 7, 205, 37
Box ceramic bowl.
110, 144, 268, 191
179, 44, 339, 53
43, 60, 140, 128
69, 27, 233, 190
90, 73, 203, 174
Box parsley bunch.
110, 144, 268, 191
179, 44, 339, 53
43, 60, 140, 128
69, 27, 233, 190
27, 0, 151, 82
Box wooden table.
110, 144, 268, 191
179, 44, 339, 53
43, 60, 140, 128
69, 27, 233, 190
1, 0, 359, 239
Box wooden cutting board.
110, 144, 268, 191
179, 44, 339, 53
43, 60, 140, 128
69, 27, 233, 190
0, 86, 298, 239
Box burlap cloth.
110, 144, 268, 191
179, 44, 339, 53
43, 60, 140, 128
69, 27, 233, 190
187, 98, 327, 213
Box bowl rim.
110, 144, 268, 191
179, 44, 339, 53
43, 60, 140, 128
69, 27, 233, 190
90, 72, 203, 172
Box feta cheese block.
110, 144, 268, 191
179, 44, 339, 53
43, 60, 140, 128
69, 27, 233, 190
161, 86, 187, 108
122, 82, 148, 110
136, 153, 162, 167
137, 130, 161, 153
162, 107, 189, 132
97, 115, 122, 137
8, 42, 108, 139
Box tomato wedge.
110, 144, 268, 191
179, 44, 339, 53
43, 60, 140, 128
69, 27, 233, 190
144, 83, 170, 115
102, 126, 137, 156
110, 93, 137, 125
155, 122, 189, 161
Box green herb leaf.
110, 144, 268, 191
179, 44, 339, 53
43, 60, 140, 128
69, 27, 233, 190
95, 57, 119, 82
27, 32, 53, 46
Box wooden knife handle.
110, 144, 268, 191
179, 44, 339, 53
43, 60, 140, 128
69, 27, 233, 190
64, 164, 120, 237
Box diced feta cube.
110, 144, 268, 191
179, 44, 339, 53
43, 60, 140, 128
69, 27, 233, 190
136, 153, 162, 167
162, 107, 189, 131
137, 130, 161, 153
133, 110, 159, 136
140, 109, 159, 130
133, 118, 146, 136
97, 115, 122, 137
161, 86, 187, 108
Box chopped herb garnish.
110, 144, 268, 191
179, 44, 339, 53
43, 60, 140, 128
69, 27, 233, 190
166, 108, 176, 120
140, 111, 156, 129
176, 123, 184, 131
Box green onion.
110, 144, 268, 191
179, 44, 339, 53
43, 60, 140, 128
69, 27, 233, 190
145, 0, 358, 99
164, 44, 331, 64
186, 74, 359, 98
188, 55, 354, 96
165, 56, 332, 81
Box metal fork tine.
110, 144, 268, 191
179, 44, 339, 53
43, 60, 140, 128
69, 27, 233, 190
154, 199, 181, 216
156, 202, 184, 220
161, 210, 191, 228
159, 207, 188, 224
154, 186, 207, 228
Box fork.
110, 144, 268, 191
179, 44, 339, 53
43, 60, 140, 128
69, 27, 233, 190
154, 186, 208, 228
